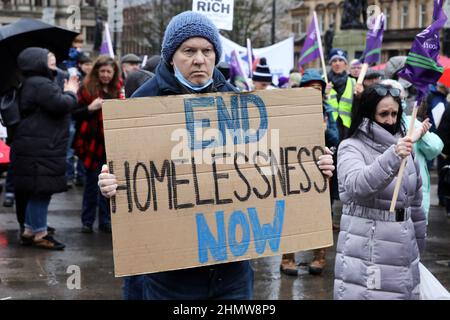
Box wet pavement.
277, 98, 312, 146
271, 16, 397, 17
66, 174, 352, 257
0, 177, 449, 300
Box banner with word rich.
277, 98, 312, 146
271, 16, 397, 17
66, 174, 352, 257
103, 88, 333, 276
193, 0, 234, 31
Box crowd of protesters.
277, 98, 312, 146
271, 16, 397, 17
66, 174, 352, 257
2, 10, 450, 300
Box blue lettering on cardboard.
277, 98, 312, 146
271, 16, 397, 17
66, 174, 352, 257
184, 97, 217, 149
216, 95, 241, 145
184, 94, 268, 150
195, 200, 285, 263
240, 94, 268, 144
196, 211, 227, 263
228, 210, 250, 257
247, 200, 285, 254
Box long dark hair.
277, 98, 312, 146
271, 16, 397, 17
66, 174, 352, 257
83, 55, 121, 98
346, 84, 405, 139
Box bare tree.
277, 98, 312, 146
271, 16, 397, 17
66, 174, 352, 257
123, 0, 293, 55
144, 0, 191, 55
221, 0, 293, 47
221, 0, 273, 47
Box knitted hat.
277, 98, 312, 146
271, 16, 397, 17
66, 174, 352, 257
161, 11, 222, 65
289, 72, 302, 86
328, 48, 348, 64
252, 58, 272, 83
277, 76, 289, 88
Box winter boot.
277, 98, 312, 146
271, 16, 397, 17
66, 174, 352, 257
308, 248, 326, 275
280, 253, 298, 276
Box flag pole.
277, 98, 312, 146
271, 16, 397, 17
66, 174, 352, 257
356, 63, 369, 85
356, 14, 383, 91
389, 102, 418, 213
104, 22, 115, 58
246, 38, 253, 78
313, 11, 328, 84
389, 0, 447, 213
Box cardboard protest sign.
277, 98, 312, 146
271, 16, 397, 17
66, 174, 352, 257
193, 0, 234, 31
103, 88, 333, 277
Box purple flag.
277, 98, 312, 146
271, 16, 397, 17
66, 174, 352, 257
397, 0, 447, 104
361, 14, 385, 65
298, 16, 321, 67
229, 50, 250, 90
99, 22, 114, 58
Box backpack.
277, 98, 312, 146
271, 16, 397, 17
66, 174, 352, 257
0, 85, 21, 127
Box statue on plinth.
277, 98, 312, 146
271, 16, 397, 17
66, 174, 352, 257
340, 0, 368, 30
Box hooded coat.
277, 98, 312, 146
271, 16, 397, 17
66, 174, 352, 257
334, 119, 426, 300
13, 47, 77, 195
404, 116, 443, 222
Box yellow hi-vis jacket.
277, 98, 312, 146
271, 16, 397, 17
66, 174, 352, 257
328, 77, 355, 128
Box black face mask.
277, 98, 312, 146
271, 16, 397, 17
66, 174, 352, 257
375, 121, 397, 135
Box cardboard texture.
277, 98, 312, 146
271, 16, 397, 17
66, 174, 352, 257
103, 88, 333, 277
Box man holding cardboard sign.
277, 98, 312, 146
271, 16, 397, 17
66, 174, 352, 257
99, 11, 335, 300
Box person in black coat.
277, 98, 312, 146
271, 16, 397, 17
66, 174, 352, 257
14, 47, 79, 250
436, 104, 450, 216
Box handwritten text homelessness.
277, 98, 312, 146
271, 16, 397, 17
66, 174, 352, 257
109, 145, 327, 213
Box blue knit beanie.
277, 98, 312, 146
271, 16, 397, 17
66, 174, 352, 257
161, 11, 222, 65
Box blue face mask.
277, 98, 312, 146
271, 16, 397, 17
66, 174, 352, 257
173, 64, 213, 91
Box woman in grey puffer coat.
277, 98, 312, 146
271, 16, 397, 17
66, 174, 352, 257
334, 84, 428, 300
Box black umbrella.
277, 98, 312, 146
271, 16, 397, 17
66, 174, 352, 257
0, 18, 79, 93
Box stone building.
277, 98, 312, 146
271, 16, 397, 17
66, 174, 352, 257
0, 0, 107, 55
121, 0, 151, 56
290, 0, 440, 67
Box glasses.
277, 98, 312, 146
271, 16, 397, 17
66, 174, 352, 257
374, 86, 401, 97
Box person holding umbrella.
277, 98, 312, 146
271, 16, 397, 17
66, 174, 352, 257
15, 47, 79, 249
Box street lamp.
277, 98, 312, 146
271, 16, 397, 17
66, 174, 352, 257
271, 0, 276, 44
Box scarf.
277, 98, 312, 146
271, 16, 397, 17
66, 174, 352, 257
328, 71, 348, 102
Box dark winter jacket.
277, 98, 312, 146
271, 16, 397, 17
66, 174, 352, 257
13, 47, 77, 195
124, 69, 154, 98
129, 61, 252, 300
426, 85, 448, 132
437, 105, 450, 155
324, 102, 339, 147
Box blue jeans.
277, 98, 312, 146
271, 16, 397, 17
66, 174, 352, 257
138, 261, 253, 300
81, 166, 110, 227
123, 276, 145, 300
24, 194, 52, 233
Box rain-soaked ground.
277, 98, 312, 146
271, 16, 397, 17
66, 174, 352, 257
0, 176, 449, 300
